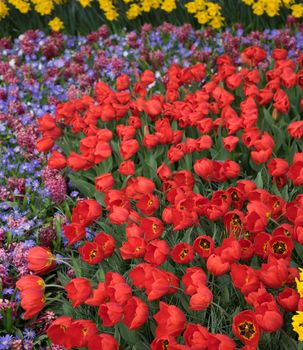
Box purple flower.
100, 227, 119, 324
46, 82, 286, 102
0, 335, 13, 350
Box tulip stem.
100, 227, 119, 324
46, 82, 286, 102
211, 302, 230, 317
269, 217, 280, 226
56, 259, 74, 270
169, 285, 184, 292
46, 284, 65, 290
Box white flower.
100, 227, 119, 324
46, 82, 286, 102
9, 59, 16, 69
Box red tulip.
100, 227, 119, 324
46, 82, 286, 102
27, 246, 56, 274
36, 137, 54, 152
85, 282, 108, 306
78, 241, 104, 265
98, 302, 123, 327
71, 200, 102, 227
154, 302, 186, 337
171, 242, 194, 264
277, 288, 300, 312
64, 223, 86, 245
232, 310, 260, 348
88, 333, 119, 350
68, 320, 98, 348
47, 316, 73, 349
144, 240, 170, 266
118, 160, 135, 176
182, 267, 207, 296
207, 254, 230, 276
189, 285, 213, 311
183, 323, 209, 350
123, 296, 148, 329
94, 231, 116, 258
65, 278, 92, 308
48, 150, 66, 169
16, 275, 45, 292
193, 235, 214, 259
20, 288, 45, 320
230, 264, 260, 295
95, 173, 114, 192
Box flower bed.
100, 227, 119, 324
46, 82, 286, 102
19, 45, 303, 349
1, 25, 303, 349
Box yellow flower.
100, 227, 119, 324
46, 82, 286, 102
194, 0, 207, 12
0, 0, 9, 19
210, 16, 223, 29
32, 0, 54, 15
98, 0, 118, 20
79, 0, 92, 7
265, 2, 280, 17
242, 0, 254, 5
291, 3, 303, 18
207, 2, 221, 17
48, 16, 64, 31
105, 9, 119, 20
151, 0, 160, 9
253, 1, 265, 15
126, 3, 141, 19
195, 10, 209, 24
292, 312, 303, 341
141, 0, 152, 12
296, 278, 303, 297
185, 2, 197, 14
8, 0, 31, 14
161, 0, 176, 12
283, 0, 294, 6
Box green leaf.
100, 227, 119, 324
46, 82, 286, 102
69, 173, 96, 198
117, 323, 140, 345
255, 170, 263, 188
71, 255, 82, 277
95, 191, 105, 206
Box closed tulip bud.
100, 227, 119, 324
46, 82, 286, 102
27, 246, 56, 274
189, 285, 213, 311
123, 296, 149, 329
48, 150, 66, 169
95, 173, 114, 192
154, 302, 186, 338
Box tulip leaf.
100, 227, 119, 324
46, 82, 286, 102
117, 322, 140, 345
69, 173, 96, 198
255, 170, 263, 188
95, 191, 105, 206
279, 330, 300, 350
133, 343, 149, 350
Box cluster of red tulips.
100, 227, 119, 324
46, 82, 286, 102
17, 46, 303, 349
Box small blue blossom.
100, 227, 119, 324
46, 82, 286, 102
24, 328, 36, 340
2, 288, 14, 295
0, 335, 13, 350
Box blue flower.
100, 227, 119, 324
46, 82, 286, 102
24, 328, 36, 340
2, 288, 14, 295
0, 335, 13, 350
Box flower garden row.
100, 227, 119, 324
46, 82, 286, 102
0, 0, 303, 37
0, 24, 303, 349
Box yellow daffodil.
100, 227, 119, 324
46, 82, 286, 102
0, 0, 9, 19
48, 16, 64, 31
292, 312, 303, 341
